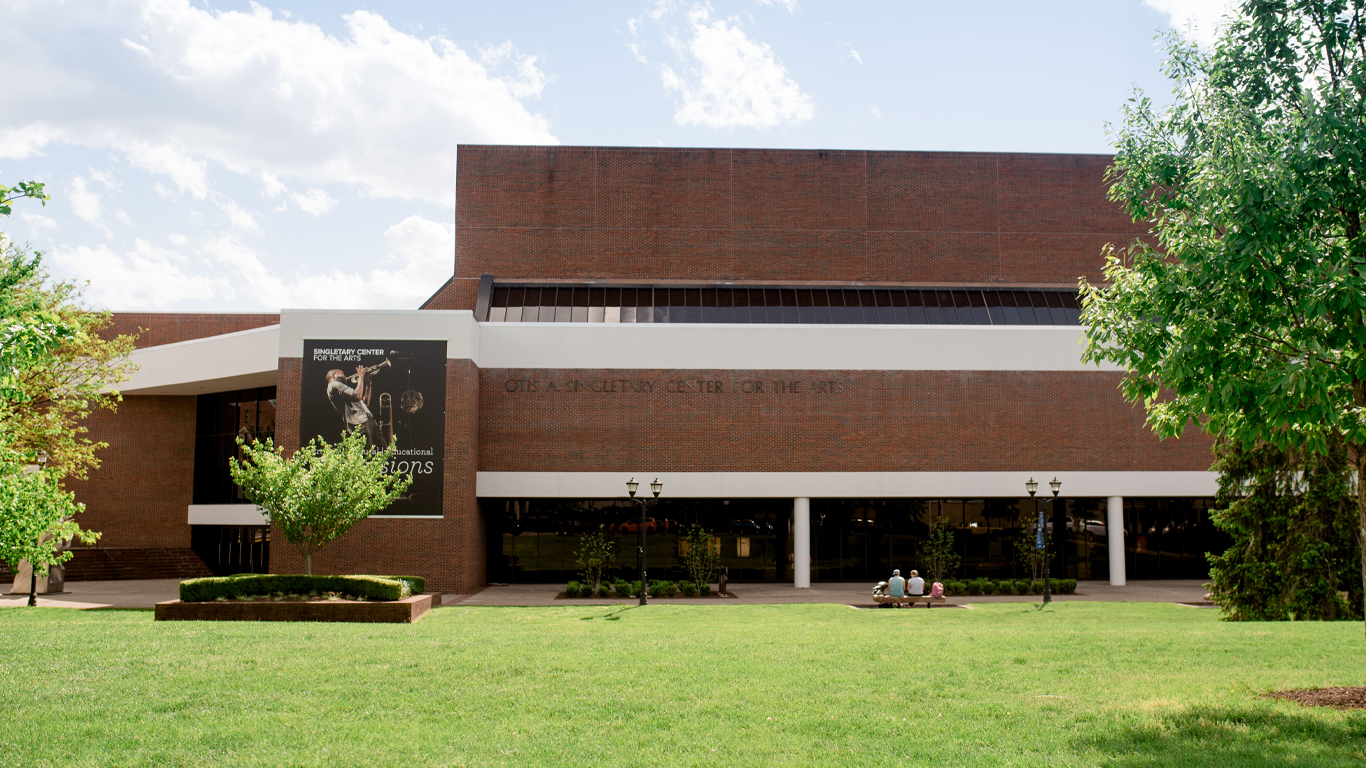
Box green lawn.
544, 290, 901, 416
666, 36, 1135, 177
1, 603, 1363, 767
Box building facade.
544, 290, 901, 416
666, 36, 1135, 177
47, 146, 1222, 592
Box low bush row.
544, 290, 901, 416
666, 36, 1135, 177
179, 574, 425, 603
939, 577, 1078, 596
565, 579, 712, 598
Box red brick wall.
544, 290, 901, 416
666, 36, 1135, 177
107, 313, 280, 349
271, 358, 484, 593
65, 396, 197, 547
421, 277, 480, 311
478, 369, 1214, 473
446, 146, 1147, 311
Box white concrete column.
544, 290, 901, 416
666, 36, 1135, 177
793, 497, 810, 588
1107, 496, 1126, 586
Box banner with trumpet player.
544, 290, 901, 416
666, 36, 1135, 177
300, 339, 446, 517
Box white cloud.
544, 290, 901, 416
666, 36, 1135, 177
19, 211, 58, 233
841, 43, 862, 65
291, 188, 336, 217
756, 0, 799, 11
1143, 0, 1236, 47
869, 104, 882, 118
68, 176, 104, 229
218, 198, 262, 233
642, 5, 814, 130
167, 233, 187, 246
0, 0, 558, 206
48, 239, 223, 309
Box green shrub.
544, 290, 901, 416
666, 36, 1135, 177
651, 580, 677, 598
1057, 579, 1078, 595
566, 581, 581, 598
943, 580, 965, 596
1030, 580, 1044, 594
965, 579, 983, 596
596, 584, 611, 598
378, 575, 426, 595
679, 581, 697, 597
630, 580, 642, 598
1010, 579, 1025, 595
179, 574, 410, 603
614, 579, 630, 598
698, 584, 711, 597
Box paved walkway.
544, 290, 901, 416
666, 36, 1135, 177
0, 579, 1211, 610
450, 580, 1211, 607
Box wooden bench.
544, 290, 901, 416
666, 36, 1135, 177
872, 594, 948, 608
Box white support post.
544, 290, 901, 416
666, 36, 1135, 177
793, 497, 810, 588
1107, 496, 1126, 586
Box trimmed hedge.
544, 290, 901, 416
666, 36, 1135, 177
179, 574, 419, 603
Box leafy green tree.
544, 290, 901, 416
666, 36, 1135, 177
1208, 438, 1362, 620
229, 431, 412, 575
921, 520, 961, 583
0, 468, 99, 606
574, 524, 614, 592
680, 524, 720, 590
1081, 1, 1366, 632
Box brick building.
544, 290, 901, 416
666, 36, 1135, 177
58, 146, 1221, 592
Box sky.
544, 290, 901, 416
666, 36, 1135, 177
0, 0, 1233, 313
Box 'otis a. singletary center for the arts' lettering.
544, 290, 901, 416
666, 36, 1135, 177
502, 378, 848, 395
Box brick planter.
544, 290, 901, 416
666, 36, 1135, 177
155, 593, 438, 623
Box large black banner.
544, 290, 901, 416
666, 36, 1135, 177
300, 339, 446, 517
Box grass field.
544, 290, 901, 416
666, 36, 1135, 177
1, 602, 1363, 767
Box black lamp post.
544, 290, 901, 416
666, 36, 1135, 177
626, 477, 662, 607
1026, 476, 1061, 605
28, 451, 49, 608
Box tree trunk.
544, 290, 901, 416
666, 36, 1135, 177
1357, 448, 1366, 639
305, 553, 312, 576
27, 568, 36, 607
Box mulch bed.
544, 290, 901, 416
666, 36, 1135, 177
1267, 687, 1366, 710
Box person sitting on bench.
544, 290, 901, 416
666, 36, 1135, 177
887, 569, 906, 605
907, 570, 925, 598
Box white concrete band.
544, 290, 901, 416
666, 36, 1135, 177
187, 504, 268, 526
1107, 495, 1127, 586
121, 325, 280, 395
793, 497, 811, 588
475, 471, 1219, 499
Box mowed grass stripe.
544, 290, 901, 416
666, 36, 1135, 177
1, 602, 1363, 767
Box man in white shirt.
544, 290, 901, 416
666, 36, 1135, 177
907, 569, 925, 596
325, 366, 384, 448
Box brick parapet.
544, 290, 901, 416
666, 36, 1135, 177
107, 313, 280, 349
448, 146, 1149, 311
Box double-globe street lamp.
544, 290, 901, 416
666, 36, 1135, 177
1026, 477, 1061, 605
626, 477, 663, 607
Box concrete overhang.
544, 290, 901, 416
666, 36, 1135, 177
119, 324, 280, 395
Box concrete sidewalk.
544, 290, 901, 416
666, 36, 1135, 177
0, 578, 1211, 610
450, 580, 1211, 607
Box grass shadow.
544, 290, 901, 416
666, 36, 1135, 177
579, 606, 636, 622
1077, 704, 1366, 767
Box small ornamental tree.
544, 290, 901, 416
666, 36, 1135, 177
230, 431, 411, 575
0, 468, 99, 606
681, 524, 720, 591
575, 524, 614, 592
1014, 508, 1051, 581
921, 520, 961, 583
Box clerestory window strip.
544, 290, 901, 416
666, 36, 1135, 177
484, 285, 1081, 325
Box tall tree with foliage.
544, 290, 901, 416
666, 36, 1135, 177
230, 431, 412, 575
921, 520, 961, 582
0, 468, 99, 605
1209, 438, 1362, 620
0, 180, 113, 601
1081, 1, 1366, 633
